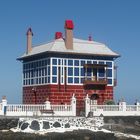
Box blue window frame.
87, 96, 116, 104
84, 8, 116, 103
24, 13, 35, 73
52, 66, 57, 75
52, 77, 57, 83
98, 69, 105, 77
106, 62, 112, 68
74, 60, 79, 66
107, 69, 112, 77
68, 60, 73, 66
68, 77, 73, 83
68, 67, 73, 76
74, 68, 79, 76
52, 59, 57, 65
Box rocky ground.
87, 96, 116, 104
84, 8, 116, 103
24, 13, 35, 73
0, 116, 139, 140
103, 116, 140, 136
0, 130, 136, 140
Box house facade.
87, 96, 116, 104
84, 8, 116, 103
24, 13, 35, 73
18, 20, 119, 115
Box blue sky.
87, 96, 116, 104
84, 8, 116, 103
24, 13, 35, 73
0, 0, 140, 104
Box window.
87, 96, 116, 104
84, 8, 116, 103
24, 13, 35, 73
106, 62, 112, 68
68, 77, 73, 83
107, 69, 112, 77
52, 77, 57, 83
68, 60, 73, 66
74, 60, 79, 66
99, 61, 104, 64
74, 78, 79, 83
87, 68, 92, 76
52, 59, 57, 65
93, 61, 97, 64
81, 60, 85, 66
52, 66, 57, 75
74, 68, 79, 76
98, 69, 105, 77
108, 79, 112, 84
81, 68, 85, 76
68, 67, 73, 76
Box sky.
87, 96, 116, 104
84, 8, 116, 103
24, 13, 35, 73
0, 0, 140, 104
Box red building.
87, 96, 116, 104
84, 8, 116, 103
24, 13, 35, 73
18, 20, 119, 114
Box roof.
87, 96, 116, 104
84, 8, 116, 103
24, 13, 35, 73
18, 38, 120, 60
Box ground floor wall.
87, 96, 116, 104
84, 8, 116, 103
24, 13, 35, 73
23, 84, 113, 115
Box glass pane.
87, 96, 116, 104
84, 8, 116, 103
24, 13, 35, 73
74, 68, 79, 76
52, 59, 57, 65
74, 60, 79, 66
107, 69, 112, 77
68, 60, 73, 66
98, 69, 105, 77
87, 68, 92, 76
68, 77, 73, 83
81, 68, 85, 76
108, 79, 112, 84
106, 62, 112, 68
52, 77, 57, 83
81, 60, 85, 66
52, 66, 57, 75
99, 61, 104, 64
68, 67, 73, 76
74, 78, 79, 83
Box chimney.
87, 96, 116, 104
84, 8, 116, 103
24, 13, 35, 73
26, 28, 33, 54
55, 32, 63, 39
65, 20, 74, 50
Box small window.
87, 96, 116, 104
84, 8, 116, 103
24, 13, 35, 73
52, 66, 57, 75
107, 69, 112, 77
93, 61, 97, 64
106, 62, 112, 68
45, 77, 47, 83
87, 61, 91, 64
48, 59, 50, 65
99, 61, 104, 64
52, 77, 57, 83
68, 60, 73, 66
74, 78, 79, 83
48, 77, 50, 83
68, 67, 73, 76
74, 68, 79, 76
68, 77, 73, 83
81, 60, 85, 66
74, 60, 79, 66
87, 68, 92, 76
81, 68, 85, 76
108, 79, 112, 84
58, 59, 61, 65
98, 69, 105, 77
48, 66, 50, 75
52, 59, 57, 65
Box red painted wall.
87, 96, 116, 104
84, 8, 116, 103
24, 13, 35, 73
23, 84, 113, 115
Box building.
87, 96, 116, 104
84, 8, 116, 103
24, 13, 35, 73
17, 20, 120, 114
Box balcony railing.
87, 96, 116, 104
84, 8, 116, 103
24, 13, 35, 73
83, 77, 108, 85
